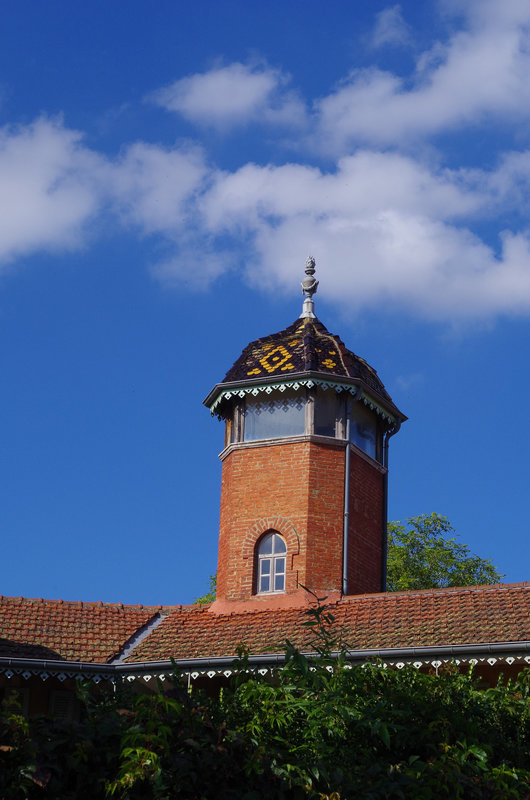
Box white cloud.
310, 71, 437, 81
201, 152, 482, 230
314, 0, 530, 150
371, 5, 411, 48
4, 4, 530, 324
151, 248, 233, 290
153, 62, 305, 129
195, 152, 530, 319
245, 206, 530, 321
3, 112, 530, 322
109, 141, 209, 234
0, 118, 104, 266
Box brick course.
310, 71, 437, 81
217, 439, 385, 602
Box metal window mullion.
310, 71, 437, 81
305, 387, 314, 435
234, 402, 245, 442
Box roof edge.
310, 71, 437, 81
1, 639, 529, 680
204, 372, 406, 422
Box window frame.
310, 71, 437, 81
256, 531, 287, 595
348, 399, 381, 462
242, 390, 307, 443
225, 388, 385, 464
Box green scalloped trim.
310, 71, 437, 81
210, 379, 396, 423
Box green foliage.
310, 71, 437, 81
105, 686, 281, 800
196, 514, 504, 600
387, 513, 504, 591
2, 604, 530, 799
0, 683, 127, 799
193, 573, 217, 605
220, 633, 530, 799
0, 680, 283, 800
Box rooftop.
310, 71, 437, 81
205, 316, 405, 421
2, 584, 529, 667
126, 582, 530, 661
0, 596, 160, 663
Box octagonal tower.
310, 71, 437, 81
204, 258, 406, 611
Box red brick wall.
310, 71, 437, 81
217, 439, 386, 602
306, 442, 345, 593
346, 450, 385, 595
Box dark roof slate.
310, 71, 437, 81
218, 316, 401, 415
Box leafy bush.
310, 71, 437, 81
1, 605, 529, 799
216, 603, 530, 798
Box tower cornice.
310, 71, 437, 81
204, 372, 405, 425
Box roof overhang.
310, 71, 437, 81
2, 640, 528, 683
204, 372, 406, 426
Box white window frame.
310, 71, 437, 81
256, 532, 287, 594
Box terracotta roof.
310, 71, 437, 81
209, 316, 403, 418
0, 596, 159, 663
2, 584, 529, 667
126, 583, 530, 662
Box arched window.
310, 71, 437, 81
256, 532, 286, 594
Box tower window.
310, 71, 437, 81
244, 391, 306, 442
350, 402, 378, 459
256, 532, 287, 593
313, 388, 338, 437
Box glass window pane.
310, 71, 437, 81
259, 534, 273, 555
257, 532, 287, 594
244, 390, 306, 441
350, 403, 377, 459
314, 389, 337, 437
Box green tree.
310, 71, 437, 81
196, 514, 504, 601
193, 573, 216, 605
387, 512, 503, 592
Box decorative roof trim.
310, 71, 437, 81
358, 392, 397, 424
2, 640, 529, 683
0, 658, 115, 684
208, 378, 397, 424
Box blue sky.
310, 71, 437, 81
1, 0, 529, 605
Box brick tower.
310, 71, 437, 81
204, 258, 406, 611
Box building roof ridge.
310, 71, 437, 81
341, 581, 530, 602
161, 603, 209, 613
0, 594, 163, 611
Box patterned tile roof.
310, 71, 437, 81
2, 584, 528, 667
208, 316, 404, 419
126, 583, 530, 662
0, 596, 159, 663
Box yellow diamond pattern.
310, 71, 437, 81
259, 345, 295, 374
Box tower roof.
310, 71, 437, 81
204, 315, 406, 424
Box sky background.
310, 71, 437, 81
1, 0, 529, 606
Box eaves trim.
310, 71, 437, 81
205, 373, 401, 425
1, 640, 529, 683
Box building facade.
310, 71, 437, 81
1, 257, 529, 715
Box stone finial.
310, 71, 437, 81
300, 255, 318, 318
